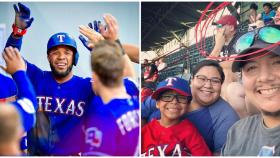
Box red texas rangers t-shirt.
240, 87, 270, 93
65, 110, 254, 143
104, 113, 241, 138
141, 119, 212, 156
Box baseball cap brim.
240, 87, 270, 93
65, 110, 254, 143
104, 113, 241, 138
151, 87, 191, 100
232, 41, 280, 72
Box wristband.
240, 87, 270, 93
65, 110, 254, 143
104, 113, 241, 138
115, 39, 125, 55
12, 24, 27, 37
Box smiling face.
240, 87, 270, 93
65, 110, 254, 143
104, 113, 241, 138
191, 66, 222, 106
48, 45, 74, 78
156, 90, 189, 126
242, 53, 280, 116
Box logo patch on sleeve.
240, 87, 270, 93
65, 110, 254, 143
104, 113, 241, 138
85, 127, 103, 148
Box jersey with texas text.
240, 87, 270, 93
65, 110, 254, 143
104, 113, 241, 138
141, 119, 212, 156
26, 61, 94, 155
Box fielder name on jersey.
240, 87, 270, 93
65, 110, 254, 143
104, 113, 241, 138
37, 96, 85, 117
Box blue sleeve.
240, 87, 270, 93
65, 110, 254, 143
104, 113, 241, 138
210, 98, 239, 152
0, 74, 17, 99
26, 61, 44, 86
5, 33, 23, 50
124, 77, 139, 98
141, 96, 159, 121
11, 70, 37, 132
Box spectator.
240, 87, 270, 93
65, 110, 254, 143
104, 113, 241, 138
209, 15, 250, 118
157, 58, 167, 71
141, 77, 212, 156
143, 60, 158, 90
248, 3, 259, 31
142, 60, 239, 155
258, 3, 276, 25
222, 25, 280, 156
273, 5, 280, 25
249, 3, 258, 24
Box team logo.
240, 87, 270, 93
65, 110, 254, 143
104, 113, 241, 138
85, 127, 103, 148
165, 77, 177, 86
57, 34, 65, 42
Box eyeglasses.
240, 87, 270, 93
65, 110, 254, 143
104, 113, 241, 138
160, 94, 189, 104
195, 75, 222, 86
235, 25, 280, 54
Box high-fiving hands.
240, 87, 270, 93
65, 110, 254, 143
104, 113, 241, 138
0, 47, 26, 75
14, 3, 34, 29
13, 3, 34, 36
79, 14, 119, 51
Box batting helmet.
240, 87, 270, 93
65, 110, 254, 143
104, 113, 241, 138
47, 32, 79, 66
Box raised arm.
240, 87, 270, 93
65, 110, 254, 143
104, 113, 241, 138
0, 47, 37, 132
79, 14, 136, 79
5, 3, 34, 51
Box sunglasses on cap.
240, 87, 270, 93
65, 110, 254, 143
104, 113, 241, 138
235, 25, 280, 54
212, 22, 224, 28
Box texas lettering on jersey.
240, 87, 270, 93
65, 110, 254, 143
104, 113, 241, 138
141, 143, 191, 156
37, 96, 85, 117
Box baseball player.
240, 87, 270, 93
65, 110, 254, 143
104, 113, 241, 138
0, 46, 37, 155
5, 3, 138, 155
82, 41, 139, 156
5, 3, 94, 155
78, 14, 139, 156
141, 77, 212, 156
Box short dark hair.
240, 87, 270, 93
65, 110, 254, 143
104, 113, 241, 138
91, 40, 124, 87
250, 3, 258, 10
191, 60, 225, 84
263, 3, 272, 9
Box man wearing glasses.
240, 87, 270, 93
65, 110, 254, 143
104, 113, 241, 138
222, 25, 280, 156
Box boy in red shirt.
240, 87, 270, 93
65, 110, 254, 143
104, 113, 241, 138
141, 77, 212, 156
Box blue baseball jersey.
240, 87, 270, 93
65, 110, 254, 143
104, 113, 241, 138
82, 95, 139, 156
123, 77, 139, 99
6, 33, 94, 155
25, 61, 94, 155
0, 73, 17, 101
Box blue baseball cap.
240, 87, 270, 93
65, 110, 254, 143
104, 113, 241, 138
151, 77, 192, 100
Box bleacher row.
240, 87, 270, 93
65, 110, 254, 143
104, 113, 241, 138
158, 21, 250, 82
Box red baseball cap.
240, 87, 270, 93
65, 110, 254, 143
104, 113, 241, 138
216, 15, 237, 29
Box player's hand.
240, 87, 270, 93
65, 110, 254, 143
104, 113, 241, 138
0, 47, 26, 75
79, 25, 105, 51
99, 14, 119, 41
14, 3, 34, 29
88, 20, 101, 33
